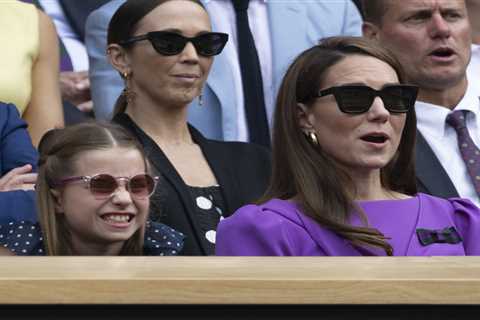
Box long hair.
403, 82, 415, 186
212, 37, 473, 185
36, 121, 150, 256
261, 36, 417, 255
107, 0, 206, 116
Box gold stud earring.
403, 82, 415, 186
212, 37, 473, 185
305, 131, 318, 145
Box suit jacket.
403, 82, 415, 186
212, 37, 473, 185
415, 130, 459, 198
86, 0, 362, 139
113, 113, 271, 255
0, 103, 38, 223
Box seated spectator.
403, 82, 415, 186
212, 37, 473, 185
86, 0, 362, 144
216, 37, 480, 256
106, 0, 271, 255
0, 1, 64, 146
0, 122, 184, 256
0, 102, 38, 223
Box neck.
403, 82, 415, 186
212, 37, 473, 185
126, 95, 193, 146
347, 168, 392, 201
417, 78, 468, 110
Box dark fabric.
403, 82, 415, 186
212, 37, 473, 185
446, 110, 480, 197
113, 113, 271, 255
416, 226, 463, 246
58, 0, 109, 41
415, 130, 459, 198
232, 0, 270, 147
188, 186, 226, 255
0, 220, 184, 256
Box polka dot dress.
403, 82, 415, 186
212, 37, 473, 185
188, 185, 226, 254
0, 220, 184, 256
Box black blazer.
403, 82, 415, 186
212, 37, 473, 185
114, 113, 272, 255
415, 130, 459, 198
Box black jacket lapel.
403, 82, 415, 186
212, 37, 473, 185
415, 130, 459, 198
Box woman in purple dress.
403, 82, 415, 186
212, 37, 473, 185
216, 36, 480, 256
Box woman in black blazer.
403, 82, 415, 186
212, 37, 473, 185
106, 0, 271, 255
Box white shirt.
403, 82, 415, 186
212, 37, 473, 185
205, 0, 273, 142
39, 0, 89, 71
416, 81, 480, 206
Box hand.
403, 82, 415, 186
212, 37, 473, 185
60, 70, 93, 112
0, 164, 38, 191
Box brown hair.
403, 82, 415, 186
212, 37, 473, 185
361, 0, 389, 25
37, 121, 149, 255
107, 0, 206, 116
261, 36, 417, 255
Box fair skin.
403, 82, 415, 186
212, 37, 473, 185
363, 0, 472, 109
298, 55, 407, 201
466, 0, 480, 44
60, 71, 93, 112
23, 9, 64, 147
51, 147, 149, 255
108, 0, 217, 187
0, 164, 37, 191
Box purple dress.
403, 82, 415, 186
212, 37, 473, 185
215, 193, 480, 256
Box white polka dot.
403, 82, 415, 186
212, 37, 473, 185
8, 222, 13, 226
154, 229, 159, 233
19, 226, 23, 229
22, 249, 27, 253
25, 241, 30, 245
219, 216, 225, 221
28, 234, 32, 237
155, 245, 160, 248
171, 250, 176, 254
31, 226, 35, 230
167, 241, 171, 245
39, 237, 43, 241
470, 159, 475, 164
196, 196, 213, 210
9, 230, 13, 234
14, 243, 18, 246
0, 234, 3, 238
205, 230, 216, 244
152, 239, 156, 243
17, 234, 21, 238
462, 143, 468, 148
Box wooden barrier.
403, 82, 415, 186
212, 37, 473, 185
0, 256, 479, 304
1, 257, 479, 319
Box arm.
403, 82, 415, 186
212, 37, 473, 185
23, 9, 64, 147
85, 1, 125, 120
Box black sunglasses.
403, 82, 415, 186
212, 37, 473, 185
316, 84, 418, 114
55, 173, 159, 200
119, 31, 229, 57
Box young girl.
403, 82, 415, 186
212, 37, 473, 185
0, 122, 183, 255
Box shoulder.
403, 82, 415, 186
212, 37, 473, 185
0, 103, 26, 132
144, 221, 185, 256
216, 199, 316, 255
202, 137, 271, 162
0, 221, 45, 256
417, 193, 479, 212
217, 200, 304, 241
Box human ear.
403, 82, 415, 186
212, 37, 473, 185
50, 189, 64, 214
362, 22, 380, 40
297, 103, 316, 132
107, 44, 132, 77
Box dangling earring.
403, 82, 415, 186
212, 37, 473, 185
198, 94, 203, 107
122, 71, 136, 104
304, 131, 319, 145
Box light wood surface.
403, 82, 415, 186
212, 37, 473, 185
0, 257, 479, 304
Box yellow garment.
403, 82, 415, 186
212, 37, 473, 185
0, 1, 39, 114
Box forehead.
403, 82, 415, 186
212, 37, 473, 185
385, 0, 466, 15
322, 55, 399, 89
73, 147, 145, 176
135, 0, 211, 35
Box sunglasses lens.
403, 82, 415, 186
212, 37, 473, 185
336, 87, 373, 113
129, 174, 156, 198
193, 33, 227, 56
150, 32, 186, 55
382, 86, 416, 113
90, 174, 118, 197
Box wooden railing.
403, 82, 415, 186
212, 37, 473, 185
1, 256, 480, 305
